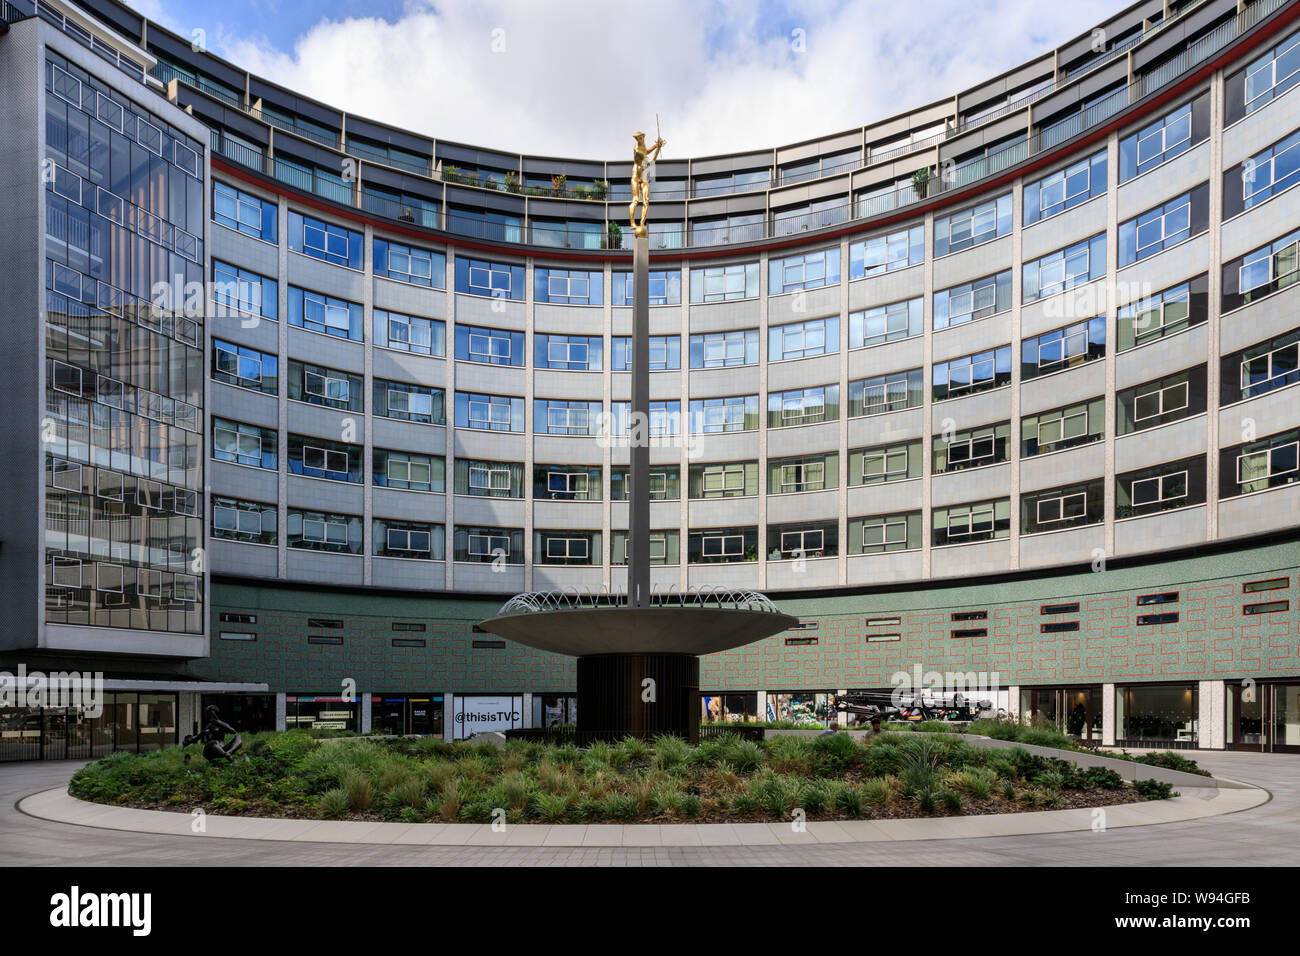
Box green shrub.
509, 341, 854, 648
717, 735, 763, 773
616, 735, 650, 764
765, 735, 814, 775
940, 788, 963, 812
1081, 766, 1124, 790
437, 778, 463, 821
532, 791, 569, 823
341, 769, 373, 812
318, 788, 349, 819
810, 732, 861, 774
603, 792, 640, 821
679, 793, 701, 818
389, 775, 426, 811
458, 800, 497, 823
796, 781, 833, 815
1134, 779, 1175, 800
1134, 752, 1209, 776
652, 735, 690, 771
861, 778, 891, 808
835, 783, 865, 817
916, 720, 956, 734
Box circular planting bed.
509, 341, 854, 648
68, 730, 1181, 826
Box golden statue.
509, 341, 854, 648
629, 130, 666, 238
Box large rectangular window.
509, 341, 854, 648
766, 386, 838, 427
612, 530, 679, 565
213, 181, 276, 242
612, 335, 680, 371
932, 346, 1012, 400
213, 339, 277, 394
1220, 429, 1300, 498
1116, 276, 1207, 351
851, 512, 922, 554
288, 286, 363, 341
1224, 328, 1300, 405
767, 522, 837, 560
375, 519, 444, 560
1119, 94, 1207, 181
1021, 397, 1104, 456
613, 270, 680, 305
1024, 150, 1106, 223
1118, 184, 1208, 267
374, 239, 445, 287
212, 418, 276, 470
769, 316, 839, 360
1021, 479, 1104, 535
288, 509, 362, 554
1117, 366, 1206, 435
850, 297, 922, 347
934, 193, 1012, 256
374, 309, 445, 357
211, 496, 276, 545
1229, 29, 1300, 122
212, 260, 278, 322
1023, 233, 1106, 302
454, 459, 524, 498
768, 248, 840, 295
849, 225, 924, 279
688, 526, 758, 563
1222, 227, 1300, 312
288, 211, 362, 269
1225, 128, 1300, 218
374, 380, 444, 424
454, 257, 525, 300
454, 324, 525, 367
610, 465, 680, 501
768, 454, 838, 494
610, 401, 681, 437
534, 399, 603, 436
374, 449, 445, 492
933, 422, 1010, 473
534, 333, 603, 371
848, 369, 923, 416
689, 262, 759, 302
851, 441, 921, 485
689, 461, 758, 499
1116, 456, 1206, 519
288, 361, 363, 412
453, 526, 524, 563
535, 267, 603, 305
1020, 317, 1106, 380
533, 465, 602, 501
932, 499, 1011, 546
689, 329, 758, 368
934, 271, 1012, 330
689, 395, 760, 433
288, 434, 362, 483
534, 530, 601, 565
1117, 684, 1198, 745
455, 392, 524, 432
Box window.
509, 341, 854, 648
211, 496, 277, 545
613, 270, 680, 305
769, 316, 839, 360
289, 362, 362, 412
1231, 330, 1300, 403
535, 399, 602, 436
767, 386, 838, 427
289, 212, 362, 269
1137, 592, 1179, 606
689, 329, 758, 368
848, 369, 922, 416
689, 262, 759, 302
690, 462, 756, 499
1243, 578, 1289, 594
1041, 603, 1081, 615
932, 347, 1012, 400
1226, 431, 1300, 495
1136, 613, 1179, 625
535, 530, 600, 565
1024, 233, 1107, 302
1229, 128, 1300, 217
934, 271, 1012, 329
951, 628, 988, 639
288, 287, 363, 341
612, 335, 680, 371
1117, 277, 1206, 351
1118, 185, 1207, 267
535, 267, 603, 305
951, 610, 987, 622
932, 500, 1011, 546
612, 530, 678, 565
375, 310, 445, 357
456, 459, 524, 498
611, 466, 680, 501
374, 450, 444, 492
213, 181, 276, 242
1116, 458, 1203, 519
853, 512, 920, 553
934, 423, 1009, 473
934, 193, 1012, 256
455, 324, 524, 366
769, 454, 837, 493
375, 380, 444, 424
1022, 398, 1104, 455
1236, 236, 1300, 315
768, 523, 836, 559
1021, 317, 1106, 379
1025, 150, 1107, 223
854, 441, 918, 485
534, 466, 601, 501
455, 257, 525, 300
213, 340, 277, 394
289, 434, 361, 483
849, 225, 924, 278
610, 401, 681, 437
1120, 99, 1200, 181
1118, 367, 1205, 434
212, 418, 276, 470
535, 334, 602, 370
769, 248, 840, 295
374, 239, 445, 287
212, 260, 277, 322
850, 298, 922, 347
456, 392, 524, 432
689, 395, 759, 433
1244, 600, 1290, 615
375, 519, 443, 559
1022, 480, 1103, 534
1236, 29, 1300, 119
454, 526, 524, 563
288, 509, 362, 554
688, 527, 757, 563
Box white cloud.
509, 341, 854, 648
212, 0, 1121, 159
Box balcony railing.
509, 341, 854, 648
205, 0, 1287, 251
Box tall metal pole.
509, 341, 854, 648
629, 233, 651, 608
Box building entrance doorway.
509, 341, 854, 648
1228, 681, 1300, 753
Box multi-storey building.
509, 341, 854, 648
1, 0, 1298, 754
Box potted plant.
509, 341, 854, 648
573, 185, 588, 200
590, 179, 609, 201
551, 173, 567, 197
912, 167, 931, 199
442, 164, 461, 184
606, 221, 623, 249
504, 170, 521, 194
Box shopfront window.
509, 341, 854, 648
1117, 683, 1198, 745
0, 692, 178, 761
534, 694, 577, 728
285, 695, 361, 733
371, 694, 444, 737
766, 692, 832, 726
701, 693, 759, 724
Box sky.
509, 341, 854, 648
131, 0, 1123, 158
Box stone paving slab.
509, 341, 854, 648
18, 783, 1267, 848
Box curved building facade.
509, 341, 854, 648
2, 0, 1299, 752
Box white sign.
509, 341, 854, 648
453, 695, 523, 739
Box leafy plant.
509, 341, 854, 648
1134, 779, 1175, 800
912, 167, 931, 198
319, 788, 349, 819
